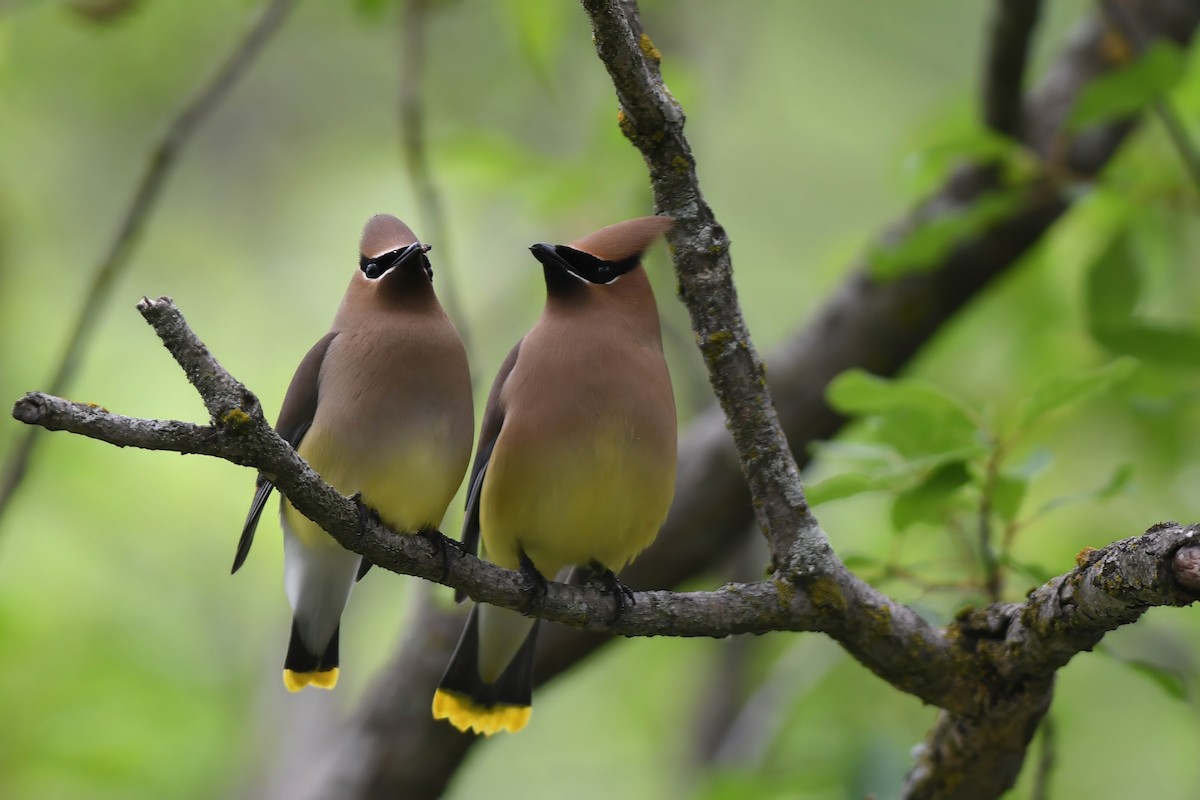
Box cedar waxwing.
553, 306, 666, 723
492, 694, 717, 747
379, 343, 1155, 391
433, 215, 677, 735
234, 214, 474, 692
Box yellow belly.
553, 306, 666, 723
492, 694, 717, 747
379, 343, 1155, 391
291, 428, 466, 548
479, 431, 674, 574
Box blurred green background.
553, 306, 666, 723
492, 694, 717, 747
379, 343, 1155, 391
2, 0, 1200, 798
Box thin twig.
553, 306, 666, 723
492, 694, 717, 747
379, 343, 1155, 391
1098, 0, 1200, 193
979, 443, 1005, 602
1030, 714, 1056, 800
0, 0, 297, 531
984, 0, 1044, 139
398, 0, 472, 360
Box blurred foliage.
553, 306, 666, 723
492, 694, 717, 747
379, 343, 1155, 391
813, 358, 1136, 600
2, 1, 1200, 799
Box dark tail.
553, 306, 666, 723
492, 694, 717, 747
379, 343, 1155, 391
282, 620, 340, 692
432, 605, 539, 735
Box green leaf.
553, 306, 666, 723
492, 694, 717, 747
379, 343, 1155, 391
827, 371, 982, 459
891, 461, 971, 532
1069, 42, 1187, 131
991, 471, 1026, 523
903, 127, 1034, 193
1101, 648, 1190, 702
1094, 462, 1135, 500
1092, 325, 1200, 368
827, 370, 967, 416
806, 473, 885, 506
1011, 447, 1053, 479
1086, 231, 1200, 366
807, 440, 901, 471
353, 0, 392, 17
866, 188, 1025, 279
1018, 358, 1136, 430
1085, 231, 1140, 325
1034, 463, 1134, 517
841, 554, 882, 573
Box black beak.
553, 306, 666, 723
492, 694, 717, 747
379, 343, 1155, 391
530, 242, 588, 282
530, 242, 625, 285
362, 242, 433, 280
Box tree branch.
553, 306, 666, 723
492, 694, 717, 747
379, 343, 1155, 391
983, 0, 1043, 139
13, 0, 1199, 797
271, 0, 1199, 795
0, 0, 297, 531
580, 0, 831, 579
13, 310, 1200, 798
16, 299, 1200, 667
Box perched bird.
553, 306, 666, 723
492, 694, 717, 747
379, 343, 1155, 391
234, 214, 474, 692
433, 215, 677, 735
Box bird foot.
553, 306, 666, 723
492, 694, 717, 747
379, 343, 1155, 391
349, 492, 380, 535
587, 562, 635, 623
417, 527, 460, 582
518, 552, 549, 615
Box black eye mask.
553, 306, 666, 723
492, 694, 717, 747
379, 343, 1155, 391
528, 243, 639, 285
360, 242, 434, 281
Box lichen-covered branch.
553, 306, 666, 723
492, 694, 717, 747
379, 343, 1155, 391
271, 0, 1197, 795
7, 300, 813, 635
12, 0, 1200, 797
13, 303, 1200, 800
903, 687, 1053, 800
14, 300, 1200, 683
580, 0, 831, 578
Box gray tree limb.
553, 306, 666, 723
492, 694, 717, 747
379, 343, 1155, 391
305, 0, 1200, 795
9, 0, 1200, 798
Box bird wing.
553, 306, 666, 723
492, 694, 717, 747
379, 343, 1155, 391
232, 331, 338, 574
455, 339, 521, 602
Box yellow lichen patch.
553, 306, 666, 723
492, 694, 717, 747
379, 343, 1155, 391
702, 330, 734, 361
616, 108, 636, 141
221, 407, 252, 427
638, 32, 662, 64
1075, 546, 1098, 569
671, 155, 690, 173
83, 402, 109, 412
432, 689, 531, 736
805, 575, 847, 615
773, 577, 795, 610
863, 602, 893, 638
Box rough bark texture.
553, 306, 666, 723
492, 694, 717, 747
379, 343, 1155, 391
582, 0, 831, 580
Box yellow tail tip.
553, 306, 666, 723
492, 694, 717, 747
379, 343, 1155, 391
432, 689, 531, 736
283, 667, 339, 693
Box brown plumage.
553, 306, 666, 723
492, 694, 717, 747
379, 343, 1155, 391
236, 214, 474, 692
434, 215, 676, 735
